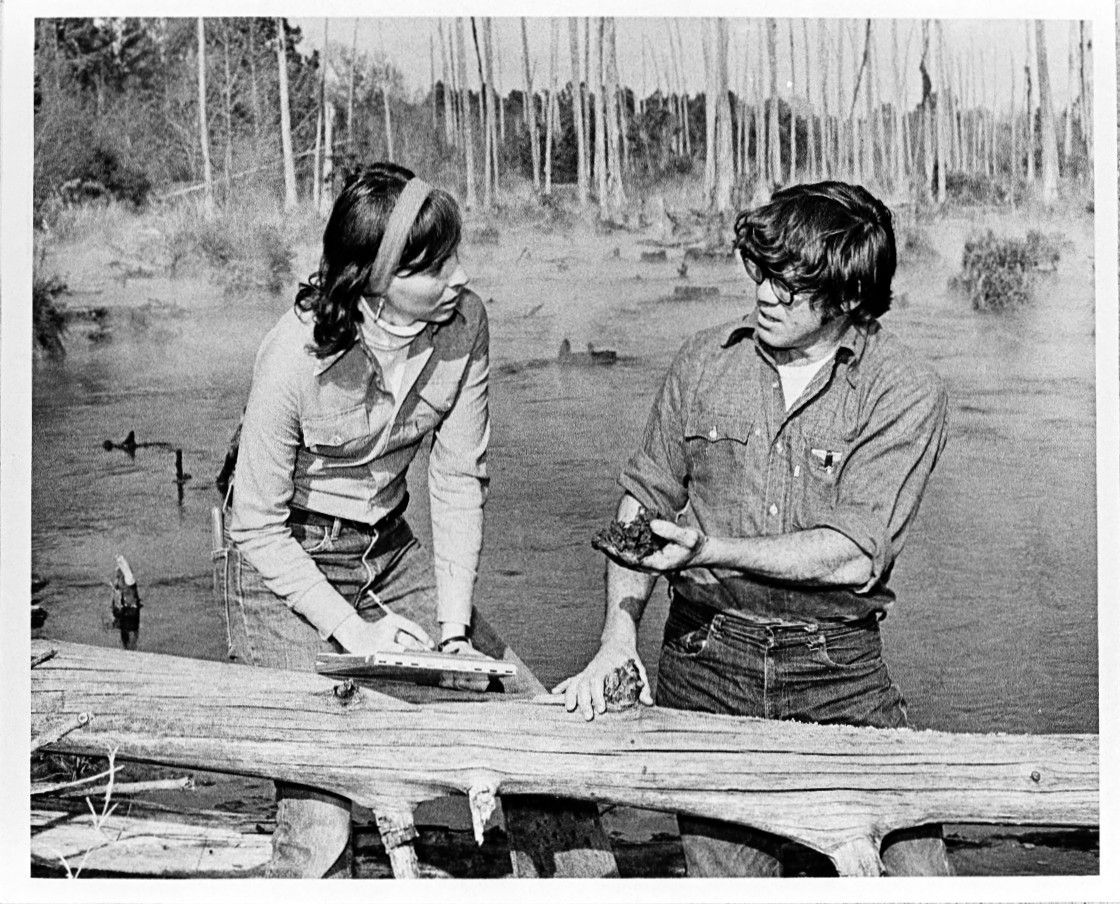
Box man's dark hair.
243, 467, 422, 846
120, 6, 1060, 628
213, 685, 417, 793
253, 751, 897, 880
734, 181, 896, 324
295, 161, 462, 357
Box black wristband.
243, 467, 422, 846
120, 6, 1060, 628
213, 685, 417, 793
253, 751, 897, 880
436, 634, 470, 652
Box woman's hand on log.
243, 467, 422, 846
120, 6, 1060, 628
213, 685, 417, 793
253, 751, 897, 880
332, 612, 434, 655
550, 642, 654, 721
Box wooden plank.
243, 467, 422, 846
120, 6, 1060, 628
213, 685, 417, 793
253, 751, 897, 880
31, 807, 270, 877
31, 640, 1098, 870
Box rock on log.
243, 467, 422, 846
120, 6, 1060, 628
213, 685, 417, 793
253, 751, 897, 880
30, 640, 1098, 874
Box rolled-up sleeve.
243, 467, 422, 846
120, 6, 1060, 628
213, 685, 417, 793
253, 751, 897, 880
618, 338, 693, 517
808, 368, 949, 592
428, 305, 491, 627
229, 330, 356, 639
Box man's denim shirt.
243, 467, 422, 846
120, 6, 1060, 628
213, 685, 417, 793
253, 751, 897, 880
620, 314, 949, 622
230, 291, 490, 638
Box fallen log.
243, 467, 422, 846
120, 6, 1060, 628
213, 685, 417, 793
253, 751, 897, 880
31, 640, 1098, 876
31, 806, 270, 877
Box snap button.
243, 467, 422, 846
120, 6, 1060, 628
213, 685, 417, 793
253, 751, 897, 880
768, 503, 778, 516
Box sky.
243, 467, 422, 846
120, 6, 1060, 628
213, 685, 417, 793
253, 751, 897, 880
290, 16, 1091, 113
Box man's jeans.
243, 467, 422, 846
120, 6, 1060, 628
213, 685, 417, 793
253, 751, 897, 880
655, 595, 953, 877
215, 510, 442, 877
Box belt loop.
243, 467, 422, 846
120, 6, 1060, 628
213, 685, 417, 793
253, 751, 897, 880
330, 518, 343, 542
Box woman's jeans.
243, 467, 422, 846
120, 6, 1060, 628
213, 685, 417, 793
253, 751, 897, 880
656, 595, 953, 877
214, 509, 443, 877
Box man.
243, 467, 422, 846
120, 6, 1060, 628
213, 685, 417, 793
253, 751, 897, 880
554, 181, 952, 877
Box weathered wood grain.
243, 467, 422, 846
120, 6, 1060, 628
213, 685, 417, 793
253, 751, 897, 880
30, 640, 1097, 872
31, 807, 270, 876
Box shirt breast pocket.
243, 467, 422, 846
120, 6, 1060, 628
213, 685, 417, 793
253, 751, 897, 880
301, 404, 373, 463
394, 376, 461, 446
684, 411, 754, 491
801, 434, 849, 507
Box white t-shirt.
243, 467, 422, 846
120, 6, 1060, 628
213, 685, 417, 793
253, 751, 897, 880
776, 352, 835, 410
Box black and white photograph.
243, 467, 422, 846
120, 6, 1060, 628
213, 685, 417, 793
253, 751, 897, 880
2, 0, 1117, 898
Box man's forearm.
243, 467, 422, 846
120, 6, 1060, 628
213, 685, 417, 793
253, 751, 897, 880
696, 527, 873, 588
602, 493, 658, 645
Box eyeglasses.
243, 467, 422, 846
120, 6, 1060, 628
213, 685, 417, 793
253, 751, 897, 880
739, 251, 797, 306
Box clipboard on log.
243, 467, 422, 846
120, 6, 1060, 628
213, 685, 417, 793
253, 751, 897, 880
316, 650, 518, 680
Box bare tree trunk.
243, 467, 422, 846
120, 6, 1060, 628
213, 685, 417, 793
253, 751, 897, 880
583, 17, 593, 168
868, 24, 884, 188
381, 85, 393, 161
713, 18, 733, 211
456, 17, 476, 208
196, 18, 215, 218
935, 21, 947, 204
320, 90, 335, 217
276, 18, 297, 210
470, 17, 492, 208
616, 37, 630, 179
788, 21, 797, 182
675, 21, 691, 160
222, 23, 233, 205
1035, 19, 1060, 202
1024, 23, 1035, 183
819, 22, 831, 178
349, 19, 359, 150
665, 20, 681, 156
1064, 24, 1075, 168
891, 20, 905, 189
766, 18, 779, 185
483, 18, 500, 196
803, 20, 815, 181
544, 18, 558, 196
1078, 21, 1091, 153
520, 17, 540, 192
1009, 51, 1019, 182
494, 32, 506, 147
570, 18, 589, 207
439, 20, 455, 146
919, 21, 933, 199
701, 20, 716, 200
593, 18, 608, 207
755, 26, 765, 187
603, 17, 625, 218
312, 20, 329, 211
248, 20, 260, 152
312, 103, 322, 209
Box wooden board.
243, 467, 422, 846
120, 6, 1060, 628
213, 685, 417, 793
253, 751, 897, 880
317, 650, 517, 680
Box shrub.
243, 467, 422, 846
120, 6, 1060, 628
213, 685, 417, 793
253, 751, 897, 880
33, 268, 69, 357
953, 229, 1062, 312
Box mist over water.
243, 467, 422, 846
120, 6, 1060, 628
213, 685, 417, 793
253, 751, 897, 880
32, 217, 1097, 736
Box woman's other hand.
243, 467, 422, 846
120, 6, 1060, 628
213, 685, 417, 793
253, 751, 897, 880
332, 611, 434, 655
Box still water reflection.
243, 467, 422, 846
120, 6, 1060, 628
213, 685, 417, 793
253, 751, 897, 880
32, 225, 1097, 736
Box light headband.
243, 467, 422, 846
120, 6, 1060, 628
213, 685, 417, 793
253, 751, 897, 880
366, 177, 433, 298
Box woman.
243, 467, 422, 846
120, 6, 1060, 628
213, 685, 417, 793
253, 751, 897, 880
219, 162, 491, 877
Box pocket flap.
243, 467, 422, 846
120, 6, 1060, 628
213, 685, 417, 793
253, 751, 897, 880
302, 404, 369, 451
685, 407, 753, 444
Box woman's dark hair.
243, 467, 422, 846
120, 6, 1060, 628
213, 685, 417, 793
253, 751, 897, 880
295, 162, 462, 357
734, 181, 896, 324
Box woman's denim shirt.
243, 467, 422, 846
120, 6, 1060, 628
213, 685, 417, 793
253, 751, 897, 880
230, 291, 490, 637
620, 314, 949, 622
